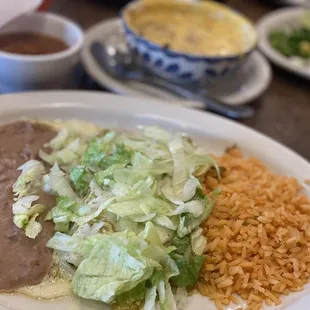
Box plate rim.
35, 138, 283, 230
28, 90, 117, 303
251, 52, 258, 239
257, 7, 310, 80
0, 90, 309, 169
81, 17, 272, 106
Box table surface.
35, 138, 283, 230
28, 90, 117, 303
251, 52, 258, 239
49, 0, 310, 160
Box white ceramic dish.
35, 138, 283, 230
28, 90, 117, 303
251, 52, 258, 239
0, 90, 309, 310
82, 18, 272, 106
257, 7, 310, 80
0, 12, 84, 93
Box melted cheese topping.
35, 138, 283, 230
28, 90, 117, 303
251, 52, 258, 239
125, 1, 256, 56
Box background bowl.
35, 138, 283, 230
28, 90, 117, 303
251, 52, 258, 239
0, 12, 84, 93
121, 0, 257, 84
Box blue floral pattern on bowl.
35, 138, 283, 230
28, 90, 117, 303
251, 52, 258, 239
121, 2, 256, 84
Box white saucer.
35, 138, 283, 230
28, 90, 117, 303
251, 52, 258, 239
257, 8, 310, 80
82, 18, 272, 107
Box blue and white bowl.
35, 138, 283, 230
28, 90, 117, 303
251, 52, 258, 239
121, 0, 257, 84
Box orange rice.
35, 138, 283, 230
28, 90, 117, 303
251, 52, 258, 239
198, 148, 310, 310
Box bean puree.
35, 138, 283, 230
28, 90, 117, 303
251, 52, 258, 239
0, 121, 56, 291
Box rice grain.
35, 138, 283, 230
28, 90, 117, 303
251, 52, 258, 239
198, 148, 310, 309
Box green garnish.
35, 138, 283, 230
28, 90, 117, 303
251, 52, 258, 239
269, 12, 310, 59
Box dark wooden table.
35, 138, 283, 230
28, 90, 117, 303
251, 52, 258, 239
50, 0, 310, 160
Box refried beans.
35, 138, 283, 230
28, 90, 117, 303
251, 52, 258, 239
0, 121, 56, 291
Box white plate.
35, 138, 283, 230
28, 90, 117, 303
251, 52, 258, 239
257, 8, 310, 80
82, 18, 272, 107
0, 91, 310, 310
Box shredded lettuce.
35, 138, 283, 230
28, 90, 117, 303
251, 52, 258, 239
25, 213, 43, 239
191, 227, 207, 256
39, 126, 94, 170
170, 200, 205, 218
73, 222, 105, 237
148, 255, 179, 310
45, 196, 79, 232
115, 281, 146, 306
13, 160, 45, 199
177, 193, 219, 238
13, 214, 29, 229
46, 194, 116, 230
14, 125, 221, 309
70, 166, 92, 196
144, 286, 157, 310
175, 287, 188, 310
13, 195, 40, 216
171, 235, 191, 255
139, 221, 162, 246
48, 164, 80, 201
161, 176, 201, 204
39, 138, 86, 169
169, 135, 189, 196
48, 231, 168, 304
169, 234, 205, 288
170, 252, 205, 288
153, 215, 177, 231
72, 235, 157, 303
82, 132, 117, 166
47, 127, 69, 150
12, 195, 46, 238
158, 281, 177, 310
147, 225, 174, 245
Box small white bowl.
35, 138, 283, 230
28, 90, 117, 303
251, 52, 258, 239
0, 12, 84, 93
257, 7, 310, 80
